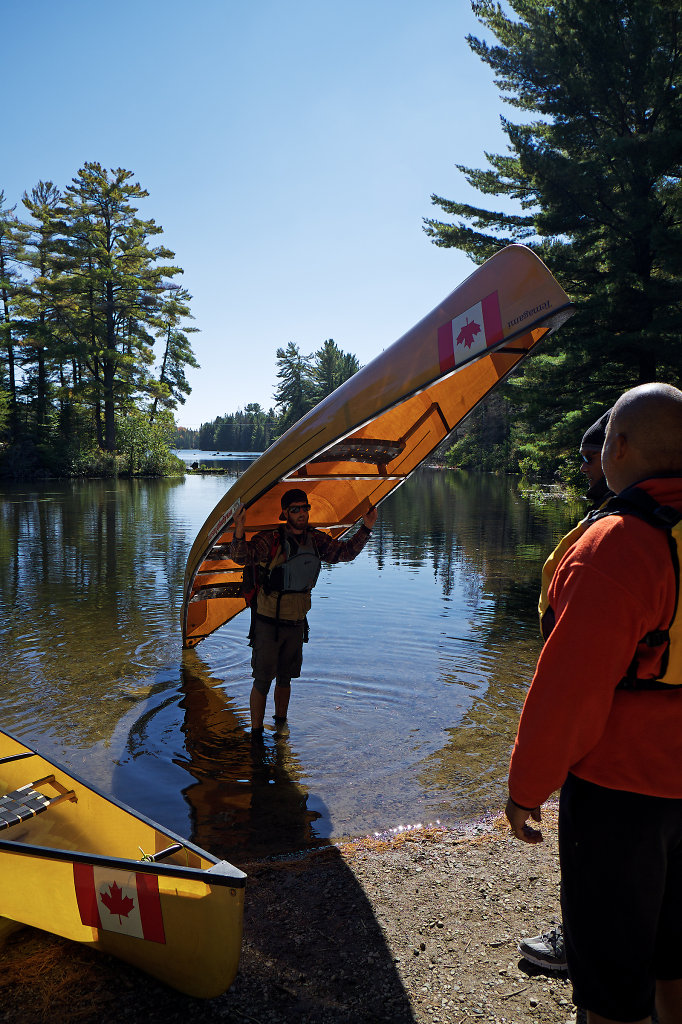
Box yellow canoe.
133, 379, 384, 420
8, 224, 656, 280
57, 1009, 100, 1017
182, 243, 573, 648
0, 729, 246, 998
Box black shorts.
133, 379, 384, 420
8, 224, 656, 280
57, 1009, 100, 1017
251, 616, 304, 695
559, 773, 682, 1021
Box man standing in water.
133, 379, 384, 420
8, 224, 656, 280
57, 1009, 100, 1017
507, 383, 682, 1024
231, 489, 377, 734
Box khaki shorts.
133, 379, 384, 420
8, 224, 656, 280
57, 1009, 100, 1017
251, 616, 304, 695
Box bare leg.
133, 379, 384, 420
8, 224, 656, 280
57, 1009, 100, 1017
656, 978, 682, 1024
274, 683, 291, 720
250, 686, 267, 730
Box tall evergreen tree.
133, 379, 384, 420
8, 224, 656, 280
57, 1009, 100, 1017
148, 284, 199, 422
309, 338, 360, 405
0, 193, 29, 437
424, 0, 682, 477
273, 342, 314, 429
62, 163, 182, 450
20, 182, 66, 440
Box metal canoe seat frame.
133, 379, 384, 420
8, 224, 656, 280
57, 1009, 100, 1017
290, 402, 451, 481
0, 775, 77, 832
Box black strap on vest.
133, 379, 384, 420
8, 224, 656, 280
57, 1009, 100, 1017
592, 487, 681, 690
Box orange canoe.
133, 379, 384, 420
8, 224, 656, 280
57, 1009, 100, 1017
182, 244, 573, 648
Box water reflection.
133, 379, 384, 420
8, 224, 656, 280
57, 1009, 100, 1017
176, 653, 327, 861
0, 468, 583, 858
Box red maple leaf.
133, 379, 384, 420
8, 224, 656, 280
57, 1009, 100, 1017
100, 881, 135, 922
456, 317, 482, 349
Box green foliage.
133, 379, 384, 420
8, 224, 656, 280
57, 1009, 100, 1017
0, 164, 199, 477
176, 338, 362, 453
184, 403, 280, 452
116, 408, 184, 476
273, 342, 316, 430
274, 338, 360, 430
445, 392, 511, 471
148, 285, 199, 421
425, 0, 682, 480
0, 387, 9, 439
309, 339, 360, 405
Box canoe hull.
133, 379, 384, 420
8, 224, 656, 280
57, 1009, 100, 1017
182, 244, 574, 646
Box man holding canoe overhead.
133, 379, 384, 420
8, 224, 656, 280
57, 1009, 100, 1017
506, 384, 682, 1024
231, 488, 377, 735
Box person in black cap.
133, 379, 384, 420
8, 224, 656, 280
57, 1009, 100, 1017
579, 408, 612, 508
231, 489, 377, 734
519, 408, 614, 972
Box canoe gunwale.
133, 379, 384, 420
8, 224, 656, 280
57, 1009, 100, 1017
0, 837, 246, 886
0, 728, 246, 886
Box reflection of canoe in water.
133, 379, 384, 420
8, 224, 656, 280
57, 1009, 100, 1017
0, 729, 246, 998
182, 244, 573, 648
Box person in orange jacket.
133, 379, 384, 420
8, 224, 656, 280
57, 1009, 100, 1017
507, 383, 682, 1024
520, 407, 613, 970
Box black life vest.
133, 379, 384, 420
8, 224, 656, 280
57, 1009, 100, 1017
265, 532, 321, 595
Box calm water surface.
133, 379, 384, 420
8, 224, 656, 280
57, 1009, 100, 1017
0, 462, 582, 864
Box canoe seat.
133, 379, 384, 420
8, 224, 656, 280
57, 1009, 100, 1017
0, 776, 76, 831
310, 438, 405, 466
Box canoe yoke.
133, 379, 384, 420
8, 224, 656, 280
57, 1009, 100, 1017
0, 775, 77, 832
296, 404, 449, 481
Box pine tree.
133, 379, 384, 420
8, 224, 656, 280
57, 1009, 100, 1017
62, 163, 182, 450
20, 182, 67, 440
309, 338, 360, 405
0, 192, 30, 437
148, 284, 199, 422
424, 0, 682, 477
273, 342, 314, 429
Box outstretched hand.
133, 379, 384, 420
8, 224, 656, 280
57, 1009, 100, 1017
363, 506, 378, 530
505, 797, 543, 844
233, 503, 246, 539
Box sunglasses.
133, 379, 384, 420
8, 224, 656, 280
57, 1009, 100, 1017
286, 504, 311, 514
580, 452, 600, 464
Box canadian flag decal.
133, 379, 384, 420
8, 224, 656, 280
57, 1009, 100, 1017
437, 291, 504, 373
74, 863, 166, 944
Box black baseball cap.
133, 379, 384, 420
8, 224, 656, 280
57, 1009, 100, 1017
280, 488, 309, 519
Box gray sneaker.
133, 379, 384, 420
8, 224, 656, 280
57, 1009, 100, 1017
518, 923, 567, 971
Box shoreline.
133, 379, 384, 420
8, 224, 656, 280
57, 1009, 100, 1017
0, 804, 583, 1024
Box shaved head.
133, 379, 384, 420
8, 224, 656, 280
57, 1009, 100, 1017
603, 383, 682, 491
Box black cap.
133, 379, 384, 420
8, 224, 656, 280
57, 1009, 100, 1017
280, 488, 309, 519
581, 408, 612, 450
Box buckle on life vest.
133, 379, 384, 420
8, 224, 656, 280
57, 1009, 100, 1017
643, 629, 670, 648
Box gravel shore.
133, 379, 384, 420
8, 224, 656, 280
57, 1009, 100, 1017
0, 805, 582, 1024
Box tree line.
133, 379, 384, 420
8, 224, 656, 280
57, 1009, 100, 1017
10, 2, 679, 487
176, 339, 361, 452
0, 162, 198, 476
427, 0, 682, 486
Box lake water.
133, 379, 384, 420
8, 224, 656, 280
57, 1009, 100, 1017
0, 460, 582, 864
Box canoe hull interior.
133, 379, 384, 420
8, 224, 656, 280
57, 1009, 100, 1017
182, 244, 574, 647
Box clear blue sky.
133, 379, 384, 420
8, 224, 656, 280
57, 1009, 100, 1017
3, 0, 509, 429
